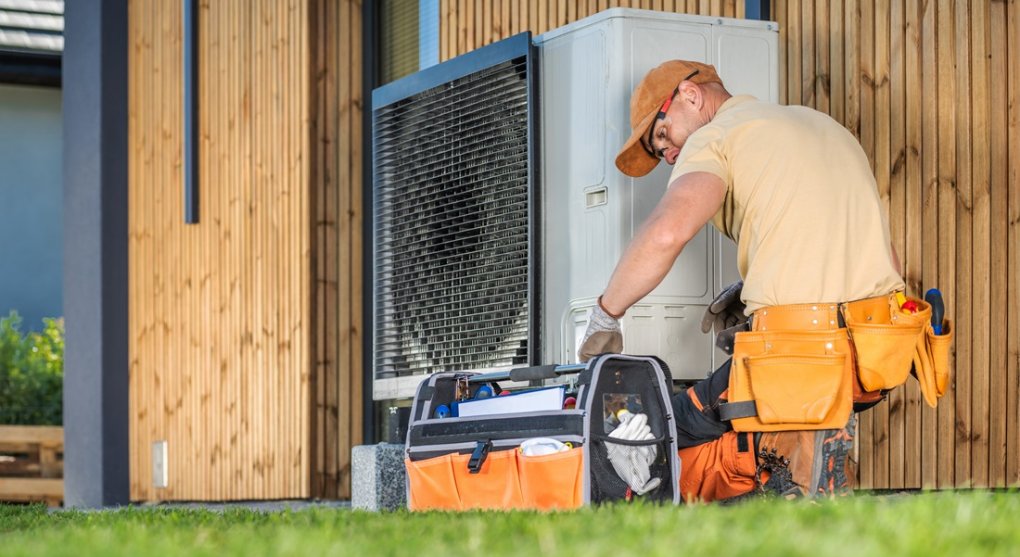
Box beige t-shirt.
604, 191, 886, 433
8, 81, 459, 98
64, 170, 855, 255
669, 95, 904, 313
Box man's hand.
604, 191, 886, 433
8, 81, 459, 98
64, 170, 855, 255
578, 303, 623, 362
700, 280, 747, 354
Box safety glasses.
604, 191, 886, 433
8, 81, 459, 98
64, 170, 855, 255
642, 69, 700, 158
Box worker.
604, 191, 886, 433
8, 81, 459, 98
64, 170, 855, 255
578, 60, 910, 501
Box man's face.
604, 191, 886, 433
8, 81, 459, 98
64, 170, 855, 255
642, 83, 710, 166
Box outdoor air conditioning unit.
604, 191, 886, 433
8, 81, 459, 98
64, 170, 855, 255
372, 9, 779, 400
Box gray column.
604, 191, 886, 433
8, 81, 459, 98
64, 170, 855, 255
62, 0, 130, 507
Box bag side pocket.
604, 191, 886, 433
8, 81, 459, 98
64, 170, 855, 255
406, 455, 461, 511
517, 447, 584, 510
450, 449, 524, 510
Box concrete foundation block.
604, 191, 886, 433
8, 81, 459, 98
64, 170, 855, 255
351, 443, 406, 511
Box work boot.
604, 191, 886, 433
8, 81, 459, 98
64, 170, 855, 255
757, 415, 857, 498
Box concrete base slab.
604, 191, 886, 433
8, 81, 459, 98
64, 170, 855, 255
351, 443, 406, 511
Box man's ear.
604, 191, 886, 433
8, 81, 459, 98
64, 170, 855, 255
678, 81, 703, 108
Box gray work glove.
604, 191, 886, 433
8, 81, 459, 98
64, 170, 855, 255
578, 303, 623, 362
606, 411, 661, 495
701, 280, 748, 355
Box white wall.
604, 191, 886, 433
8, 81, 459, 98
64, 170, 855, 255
0, 83, 62, 330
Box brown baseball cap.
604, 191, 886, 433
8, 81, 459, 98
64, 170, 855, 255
615, 60, 723, 177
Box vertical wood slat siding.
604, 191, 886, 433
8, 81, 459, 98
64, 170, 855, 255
129, 0, 313, 501
439, 1, 1019, 489
308, 0, 362, 500
438, 0, 743, 59
775, 0, 1019, 489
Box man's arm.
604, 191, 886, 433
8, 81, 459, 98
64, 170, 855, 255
600, 171, 727, 315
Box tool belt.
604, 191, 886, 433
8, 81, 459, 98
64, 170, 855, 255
719, 292, 953, 432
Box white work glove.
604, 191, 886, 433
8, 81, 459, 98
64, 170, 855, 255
700, 280, 748, 355
606, 411, 661, 495
578, 302, 623, 362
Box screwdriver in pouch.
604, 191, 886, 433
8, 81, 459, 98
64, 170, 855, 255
924, 288, 945, 335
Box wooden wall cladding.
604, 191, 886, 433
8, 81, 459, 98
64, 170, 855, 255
129, 0, 314, 501
439, 0, 744, 61
776, 0, 1020, 490
310, 0, 364, 500
440, 0, 1020, 489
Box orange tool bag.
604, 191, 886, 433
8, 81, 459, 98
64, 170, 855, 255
404, 354, 681, 511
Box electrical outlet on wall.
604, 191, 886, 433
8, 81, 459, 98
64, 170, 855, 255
152, 440, 168, 488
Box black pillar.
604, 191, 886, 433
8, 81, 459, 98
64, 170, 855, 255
62, 0, 130, 507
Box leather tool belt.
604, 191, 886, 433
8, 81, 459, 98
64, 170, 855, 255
719, 292, 953, 432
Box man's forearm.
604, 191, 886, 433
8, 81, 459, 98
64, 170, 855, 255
598, 171, 727, 317
600, 220, 687, 316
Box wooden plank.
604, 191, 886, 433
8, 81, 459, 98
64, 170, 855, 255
830, 0, 844, 125
814, 0, 829, 114
800, 0, 814, 107
0, 427, 64, 446
987, 0, 1008, 488
935, 0, 959, 489
499, 0, 509, 39
1007, 0, 1020, 489
846, 0, 860, 137
0, 478, 63, 499
776, 0, 786, 104
953, 0, 973, 488
788, 0, 802, 106
861, 0, 886, 489
919, 0, 940, 490
969, 0, 991, 488
347, 0, 366, 498
333, 0, 352, 500
903, 0, 923, 489
483, 0, 492, 45
457, 0, 466, 56
886, 0, 906, 490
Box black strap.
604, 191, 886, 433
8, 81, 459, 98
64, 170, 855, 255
718, 400, 758, 421
467, 440, 491, 474
737, 431, 749, 453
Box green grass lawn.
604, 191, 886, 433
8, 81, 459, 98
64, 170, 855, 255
1, 491, 1017, 556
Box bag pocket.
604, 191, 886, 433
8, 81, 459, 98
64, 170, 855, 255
449, 448, 524, 510
517, 446, 584, 510
745, 353, 847, 425
406, 454, 461, 511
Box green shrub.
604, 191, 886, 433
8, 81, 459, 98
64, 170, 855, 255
0, 311, 64, 425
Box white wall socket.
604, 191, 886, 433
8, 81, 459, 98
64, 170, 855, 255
152, 440, 168, 488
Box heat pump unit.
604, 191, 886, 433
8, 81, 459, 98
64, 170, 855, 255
372, 9, 779, 400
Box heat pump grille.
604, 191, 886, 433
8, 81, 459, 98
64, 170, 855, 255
373, 38, 536, 380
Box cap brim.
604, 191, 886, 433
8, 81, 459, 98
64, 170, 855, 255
615, 108, 661, 178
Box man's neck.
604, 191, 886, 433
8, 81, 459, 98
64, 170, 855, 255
703, 88, 733, 120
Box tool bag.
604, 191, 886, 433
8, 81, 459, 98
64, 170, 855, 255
404, 354, 681, 511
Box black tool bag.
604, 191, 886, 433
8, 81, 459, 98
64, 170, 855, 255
404, 354, 680, 510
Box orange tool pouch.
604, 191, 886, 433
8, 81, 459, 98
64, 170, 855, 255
843, 292, 953, 408
720, 302, 855, 432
